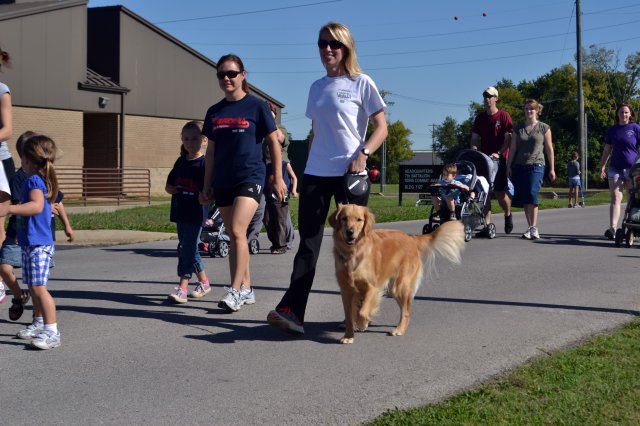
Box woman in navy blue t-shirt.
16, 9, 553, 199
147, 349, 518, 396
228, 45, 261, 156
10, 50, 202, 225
201, 54, 287, 313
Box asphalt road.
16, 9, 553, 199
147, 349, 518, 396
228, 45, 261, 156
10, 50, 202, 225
1, 204, 638, 425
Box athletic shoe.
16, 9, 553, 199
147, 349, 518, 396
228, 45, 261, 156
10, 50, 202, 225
267, 307, 304, 335
31, 331, 61, 350
568, 204, 573, 208
271, 248, 287, 255
604, 228, 615, 240
189, 282, 211, 299
16, 323, 43, 340
9, 290, 31, 321
504, 214, 514, 234
579, 202, 585, 208
239, 284, 255, 305
449, 212, 457, 221
168, 287, 188, 304
522, 227, 532, 240
530, 226, 540, 240
218, 287, 242, 312
0, 282, 5, 304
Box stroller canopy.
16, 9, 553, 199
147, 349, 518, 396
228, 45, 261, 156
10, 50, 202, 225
455, 149, 499, 190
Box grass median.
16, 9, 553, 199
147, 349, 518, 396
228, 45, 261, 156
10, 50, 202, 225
63, 186, 612, 233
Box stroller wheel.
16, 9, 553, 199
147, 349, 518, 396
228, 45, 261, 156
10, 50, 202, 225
614, 229, 623, 247
431, 223, 440, 233
625, 229, 635, 248
422, 224, 432, 234
206, 242, 216, 257
216, 240, 230, 258
249, 239, 260, 254
486, 223, 497, 239
464, 225, 473, 242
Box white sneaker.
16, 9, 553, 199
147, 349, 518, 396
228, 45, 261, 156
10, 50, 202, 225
0, 281, 5, 304
218, 287, 242, 312
522, 227, 532, 240
239, 284, 255, 305
17, 323, 44, 340
530, 226, 540, 239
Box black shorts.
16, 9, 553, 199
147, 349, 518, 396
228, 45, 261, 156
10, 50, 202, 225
214, 183, 263, 207
493, 158, 509, 192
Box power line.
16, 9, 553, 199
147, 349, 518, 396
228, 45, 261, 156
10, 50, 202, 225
153, 0, 342, 24
249, 34, 640, 74
239, 18, 640, 61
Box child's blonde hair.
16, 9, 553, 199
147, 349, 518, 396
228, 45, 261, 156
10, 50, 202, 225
22, 134, 59, 203
443, 163, 457, 175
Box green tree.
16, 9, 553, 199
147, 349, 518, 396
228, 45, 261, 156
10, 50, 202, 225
369, 119, 413, 183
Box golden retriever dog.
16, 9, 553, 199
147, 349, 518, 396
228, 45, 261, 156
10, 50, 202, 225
329, 204, 465, 344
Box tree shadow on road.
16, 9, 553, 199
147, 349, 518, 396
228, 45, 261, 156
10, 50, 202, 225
414, 295, 640, 316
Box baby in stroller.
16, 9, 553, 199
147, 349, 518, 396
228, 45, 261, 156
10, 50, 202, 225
614, 159, 640, 247
423, 149, 497, 241
430, 163, 470, 221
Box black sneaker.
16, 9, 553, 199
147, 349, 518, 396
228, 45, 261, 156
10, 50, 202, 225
267, 308, 304, 334
504, 214, 513, 234
604, 228, 615, 240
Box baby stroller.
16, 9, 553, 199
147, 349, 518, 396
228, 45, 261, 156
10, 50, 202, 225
198, 200, 262, 257
422, 149, 498, 242
614, 160, 640, 247
199, 204, 231, 257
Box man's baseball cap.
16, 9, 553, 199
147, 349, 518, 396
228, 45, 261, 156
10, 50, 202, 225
483, 86, 499, 98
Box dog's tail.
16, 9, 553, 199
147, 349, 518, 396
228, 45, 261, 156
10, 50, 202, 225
417, 220, 465, 271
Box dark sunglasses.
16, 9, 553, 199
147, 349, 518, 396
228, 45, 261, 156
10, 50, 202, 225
317, 39, 344, 50
216, 70, 242, 80
482, 93, 496, 99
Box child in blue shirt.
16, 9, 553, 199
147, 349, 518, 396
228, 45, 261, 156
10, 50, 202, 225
0, 134, 61, 349
431, 163, 469, 220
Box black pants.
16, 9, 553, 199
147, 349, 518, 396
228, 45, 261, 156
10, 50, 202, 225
275, 174, 369, 323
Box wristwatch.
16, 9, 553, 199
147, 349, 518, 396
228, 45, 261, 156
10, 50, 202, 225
361, 148, 370, 157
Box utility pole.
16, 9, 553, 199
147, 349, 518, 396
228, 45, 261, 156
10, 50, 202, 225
430, 124, 437, 164
576, 0, 587, 190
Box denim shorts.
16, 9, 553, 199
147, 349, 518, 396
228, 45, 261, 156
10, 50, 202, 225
568, 177, 582, 188
511, 163, 545, 207
22, 245, 54, 287
607, 167, 630, 182
0, 241, 22, 267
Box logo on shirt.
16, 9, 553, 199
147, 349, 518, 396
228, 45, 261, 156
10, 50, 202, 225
626, 129, 635, 138
337, 89, 352, 103
211, 117, 250, 131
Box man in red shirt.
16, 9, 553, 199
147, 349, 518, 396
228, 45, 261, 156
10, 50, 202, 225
470, 86, 514, 234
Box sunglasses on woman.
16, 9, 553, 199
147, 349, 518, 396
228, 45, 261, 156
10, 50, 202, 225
216, 70, 242, 80
317, 39, 344, 50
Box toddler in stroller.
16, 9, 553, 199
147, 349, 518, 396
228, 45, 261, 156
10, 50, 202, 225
614, 159, 640, 247
199, 203, 231, 257
198, 201, 262, 257
423, 149, 497, 241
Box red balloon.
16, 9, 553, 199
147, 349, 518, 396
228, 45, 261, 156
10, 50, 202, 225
369, 168, 380, 182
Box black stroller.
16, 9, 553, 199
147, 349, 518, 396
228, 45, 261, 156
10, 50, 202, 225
422, 149, 499, 242
614, 159, 640, 247
199, 204, 231, 257
198, 200, 262, 257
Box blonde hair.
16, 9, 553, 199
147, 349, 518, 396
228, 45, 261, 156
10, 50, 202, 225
319, 22, 362, 78
22, 134, 59, 203
443, 163, 457, 175
525, 99, 544, 115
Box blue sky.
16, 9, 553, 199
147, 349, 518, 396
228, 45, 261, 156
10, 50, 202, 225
88, 0, 640, 150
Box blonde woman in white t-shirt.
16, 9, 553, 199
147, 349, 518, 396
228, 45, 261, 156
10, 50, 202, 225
267, 22, 388, 335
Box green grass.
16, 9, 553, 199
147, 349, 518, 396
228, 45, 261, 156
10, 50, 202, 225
63, 188, 613, 232
367, 320, 640, 425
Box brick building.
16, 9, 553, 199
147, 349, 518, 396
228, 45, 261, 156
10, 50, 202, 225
0, 0, 284, 195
